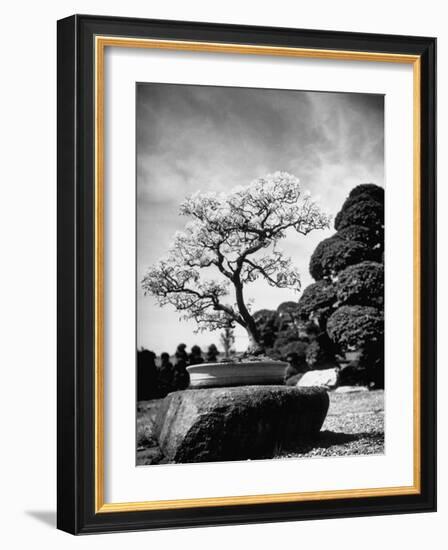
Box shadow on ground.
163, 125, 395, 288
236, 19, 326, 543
25, 510, 56, 528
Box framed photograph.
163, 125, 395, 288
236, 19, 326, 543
57, 15, 436, 534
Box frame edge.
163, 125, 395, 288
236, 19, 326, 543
57, 14, 79, 535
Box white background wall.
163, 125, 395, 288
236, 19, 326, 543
0, 1, 444, 547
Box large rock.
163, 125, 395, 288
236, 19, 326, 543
154, 385, 329, 463
296, 367, 340, 389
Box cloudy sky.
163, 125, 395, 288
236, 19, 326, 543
136, 83, 384, 354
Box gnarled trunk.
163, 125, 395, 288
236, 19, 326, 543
246, 329, 265, 355
232, 275, 264, 354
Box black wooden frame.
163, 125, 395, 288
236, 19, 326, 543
57, 14, 436, 534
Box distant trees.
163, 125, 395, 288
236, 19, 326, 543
220, 323, 235, 359
206, 344, 219, 362
137, 349, 158, 400
188, 345, 203, 365
137, 342, 223, 400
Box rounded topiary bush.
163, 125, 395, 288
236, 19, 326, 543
276, 301, 300, 330
334, 196, 384, 232
309, 236, 374, 281
335, 224, 376, 247
327, 305, 384, 352
349, 183, 384, 203
253, 309, 278, 349
306, 333, 337, 370
273, 339, 308, 362
206, 343, 219, 362
336, 261, 384, 307
297, 280, 337, 323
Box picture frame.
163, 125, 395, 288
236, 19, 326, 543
57, 14, 436, 534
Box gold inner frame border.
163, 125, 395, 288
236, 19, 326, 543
94, 36, 421, 514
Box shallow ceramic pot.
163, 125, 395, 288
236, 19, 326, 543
187, 361, 288, 389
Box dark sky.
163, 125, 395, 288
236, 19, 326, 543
136, 83, 384, 353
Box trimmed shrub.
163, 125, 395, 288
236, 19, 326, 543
206, 343, 219, 362
273, 339, 308, 362
175, 343, 188, 364
276, 301, 301, 331
327, 305, 384, 352
360, 336, 385, 388
297, 280, 337, 326
277, 301, 300, 317
306, 333, 337, 370
137, 349, 158, 400
349, 183, 384, 203
309, 236, 374, 281
335, 224, 376, 247
336, 261, 384, 307
189, 345, 204, 365
334, 196, 384, 232
253, 309, 278, 349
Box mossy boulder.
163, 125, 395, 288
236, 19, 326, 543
154, 386, 329, 463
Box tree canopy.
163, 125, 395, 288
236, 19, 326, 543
142, 172, 330, 349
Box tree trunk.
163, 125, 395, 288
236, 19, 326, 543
246, 328, 265, 355
232, 275, 264, 354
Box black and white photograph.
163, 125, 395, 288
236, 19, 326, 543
135, 83, 385, 466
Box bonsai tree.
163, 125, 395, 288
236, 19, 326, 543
142, 172, 330, 352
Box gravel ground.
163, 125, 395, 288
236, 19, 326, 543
275, 389, 384, 459
136, 389, 384, 465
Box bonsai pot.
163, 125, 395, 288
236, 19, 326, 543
187, 360, 288, 389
